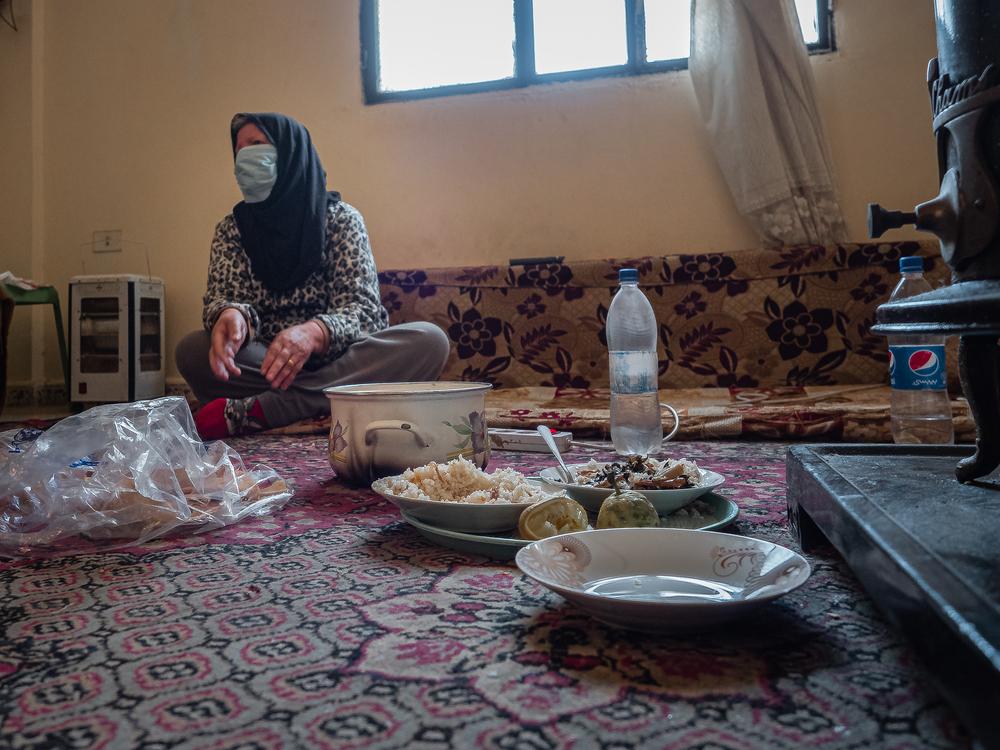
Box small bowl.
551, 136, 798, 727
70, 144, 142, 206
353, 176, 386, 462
516, 527, 811, 631
538, 464, 725, 514
371, 476, 553, 533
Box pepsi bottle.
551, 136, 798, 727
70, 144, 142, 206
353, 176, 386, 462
888, 256, 954, 444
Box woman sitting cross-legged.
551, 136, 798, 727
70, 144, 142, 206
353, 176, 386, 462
176, 112, 449, 439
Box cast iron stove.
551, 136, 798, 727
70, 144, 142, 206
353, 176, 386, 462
786, 2, 1000, 746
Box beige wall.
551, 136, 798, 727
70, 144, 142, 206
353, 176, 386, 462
14, 0, 938, 384
0, 2, 35, 382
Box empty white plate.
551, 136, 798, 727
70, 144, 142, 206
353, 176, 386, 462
516, 527, 810, 631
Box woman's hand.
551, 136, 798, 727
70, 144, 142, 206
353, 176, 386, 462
210, 308, 249, 381
261, 321, 327, 390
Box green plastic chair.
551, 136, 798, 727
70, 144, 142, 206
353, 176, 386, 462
1, 283, 70, 399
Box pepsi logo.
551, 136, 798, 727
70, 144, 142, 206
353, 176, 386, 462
908, 349, 940, 376
888, 350, 895, 375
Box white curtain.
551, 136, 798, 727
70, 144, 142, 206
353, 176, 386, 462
689, 0, 848, 246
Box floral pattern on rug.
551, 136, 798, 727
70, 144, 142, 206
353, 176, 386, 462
379, 241, 958, 393
0, 437, 970, 749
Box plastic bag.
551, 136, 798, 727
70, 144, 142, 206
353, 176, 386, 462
0, 396, 292, 558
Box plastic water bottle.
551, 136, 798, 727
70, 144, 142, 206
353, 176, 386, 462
607, 268, 662, 455
888, 256, 954, 444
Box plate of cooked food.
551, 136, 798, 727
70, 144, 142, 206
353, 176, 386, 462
537, 455, 725, 514
371, 455, 562, 533
400, 493, 739, 561
373, 456, 738, 558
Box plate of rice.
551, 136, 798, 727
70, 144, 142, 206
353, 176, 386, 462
371, 455, 559, 533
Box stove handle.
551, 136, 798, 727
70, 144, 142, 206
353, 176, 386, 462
867, 168, 961, 263
868, 204, 918, 238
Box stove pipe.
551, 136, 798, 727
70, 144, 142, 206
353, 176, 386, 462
868, 0, 1000, 482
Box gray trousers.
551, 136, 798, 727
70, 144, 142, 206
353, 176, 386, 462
175, 322, 451, 428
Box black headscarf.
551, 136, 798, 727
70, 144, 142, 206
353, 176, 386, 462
230, 112, 341, 293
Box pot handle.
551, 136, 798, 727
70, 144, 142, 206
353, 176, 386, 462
364, 420, 432, 448
660, 403, 680, 442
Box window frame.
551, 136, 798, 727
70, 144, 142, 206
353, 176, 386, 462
360, 0, 834, 104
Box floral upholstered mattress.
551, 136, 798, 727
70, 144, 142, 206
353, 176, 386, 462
258, 239, 971, 442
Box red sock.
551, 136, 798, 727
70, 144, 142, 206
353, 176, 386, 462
248, 399, 267, 428
195, 397, 269, 440
195, 398, 229, 440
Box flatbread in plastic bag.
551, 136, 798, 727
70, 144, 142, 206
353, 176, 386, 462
0, 397, 292, 557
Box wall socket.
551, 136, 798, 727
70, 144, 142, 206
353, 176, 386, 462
92, 230, 122, 253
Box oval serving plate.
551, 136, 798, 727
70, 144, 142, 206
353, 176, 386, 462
399, 493, 739, 561
516, 527, 810, 631
538, 464, 725, 514
371, 476, 555, 534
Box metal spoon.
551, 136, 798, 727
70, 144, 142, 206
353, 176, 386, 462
537, 425, 575, 483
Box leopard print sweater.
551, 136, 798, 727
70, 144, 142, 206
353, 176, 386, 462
202, 201, 389, 363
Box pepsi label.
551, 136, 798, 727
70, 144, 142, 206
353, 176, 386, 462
889, 344, 946, 390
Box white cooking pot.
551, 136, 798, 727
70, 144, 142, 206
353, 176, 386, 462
324, 381, 492, 484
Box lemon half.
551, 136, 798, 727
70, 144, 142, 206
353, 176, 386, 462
518, 496, 589, 541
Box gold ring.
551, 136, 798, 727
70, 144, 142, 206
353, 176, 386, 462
287, 356, 296, 366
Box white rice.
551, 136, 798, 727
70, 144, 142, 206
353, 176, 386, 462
386, 455, 549, 505
660, 498, 713, 528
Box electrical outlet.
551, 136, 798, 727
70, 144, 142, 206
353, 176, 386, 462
92, 230, 122, 253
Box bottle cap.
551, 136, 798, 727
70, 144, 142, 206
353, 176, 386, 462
899, 256, 923, 273
618, 268, 639, 283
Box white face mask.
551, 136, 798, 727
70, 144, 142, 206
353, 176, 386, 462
234, 144, 278, 203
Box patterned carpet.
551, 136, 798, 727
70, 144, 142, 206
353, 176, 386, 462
0, 437, 971, 749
